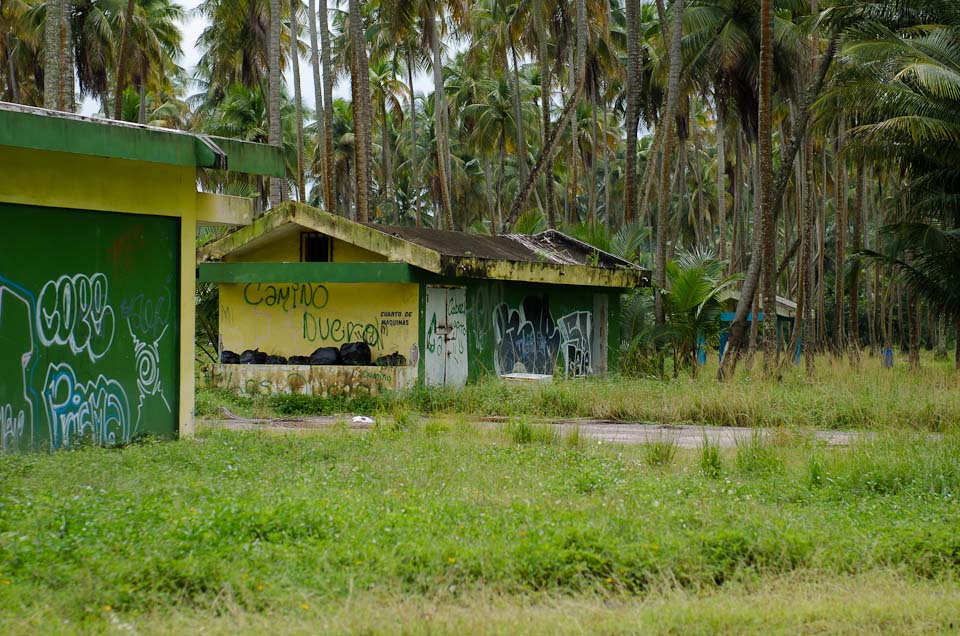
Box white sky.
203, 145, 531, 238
81, 0, 436, 116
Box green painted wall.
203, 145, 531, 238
0, 203, 180, 450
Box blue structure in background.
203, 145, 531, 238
698, 292, 800, 364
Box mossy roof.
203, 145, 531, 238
199, 202, 650, 288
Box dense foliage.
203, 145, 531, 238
3, 0, 959, 372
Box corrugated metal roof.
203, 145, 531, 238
363, 223, 636, 270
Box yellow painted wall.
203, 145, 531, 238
224, 231, 301, 262
332, 238, 387, 262
219, 282, 420, 362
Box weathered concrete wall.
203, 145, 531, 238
219, 282, 420, 363
202, 363, 418, 397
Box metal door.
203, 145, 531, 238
425, 286, 468, 387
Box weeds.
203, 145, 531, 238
735, 431, 783, 475
643, 439, 677, 468
505, 417, 558, 445
699, 436, 722, 478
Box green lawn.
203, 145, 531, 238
2, 418, 959, 634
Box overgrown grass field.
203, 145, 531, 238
2, 418, 960, 633
199, 355, 960, 430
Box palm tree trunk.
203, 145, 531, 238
624, 0, 641, 225
290, 0, 306, 203
59, 0, 74, 111
7, 53, 19, 102
482, 153, 496, 231
427, 12, 454, 230
801, 0, 818, 372
758, 0, 778, 372
406, 49, 421, 227
716, 102, 727, 261
44, 0, 61, 109
818, 139, 827, 347
319, 0, 336, 211
908, 293, 920, 370
602, 94, 611, 229
308, 0, 328, 208
502, 0, 586, 231
138, 79, 146, 124
848, 156, 864, 353
719, 35, 838, 379
833, 124, 846, 352
381, 96, 394, 221
654, 0, 684, 326
268, 0, 283, 208
589, 89, 598, 223
349, 0, 371, 222
510, 43, 528, 186
113, 0, 136, 120
568, 42, 577, 224
534, 0, 554, 228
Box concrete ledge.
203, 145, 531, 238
201, 363, 418, 397
196, 192, 253, 226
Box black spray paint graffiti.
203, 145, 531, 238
493, 295, 594, 377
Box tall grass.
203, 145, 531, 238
198, 355, 960, 431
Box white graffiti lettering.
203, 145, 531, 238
557, 311, 593, 377
129, 320, 171, 428
493, 295, 593, 377
42, 363, 130, 448
0, 282, 36, 451
37, 273, 116, 362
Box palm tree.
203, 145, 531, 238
112, 0, 139, 119
43, 0, 62, 108
757, 0, 776, 371
624, 0, 641, 225
368, 55, 407, 221
268, 0, 282, 206
659, 249, 742, 375
289, 0, 305, 202
1, 0, 43, 105
318, 0, 336, 211
348, 0, 371, 222
653, 0, 684, 327
307, 0, 329, 208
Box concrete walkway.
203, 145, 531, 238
202, 411, 859, 448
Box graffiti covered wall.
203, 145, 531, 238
466, 282, 618, 380
0, 204, 180, 450
218, 282, 419, 362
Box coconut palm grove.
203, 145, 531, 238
3, 0, 960, 633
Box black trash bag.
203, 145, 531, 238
239, 349, 267, 364
221, 350, 240, 364
340, 341, 372, 365
374, 352, 406, 367
309, 346, 341, 365
264, 354, 288, 364
288, 355, 311, 365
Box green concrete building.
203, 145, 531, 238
198, 202, 649, 396
0, 104, 284, 450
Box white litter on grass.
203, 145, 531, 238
352, 416, 375, 424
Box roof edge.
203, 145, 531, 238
0, 102, 285, 176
